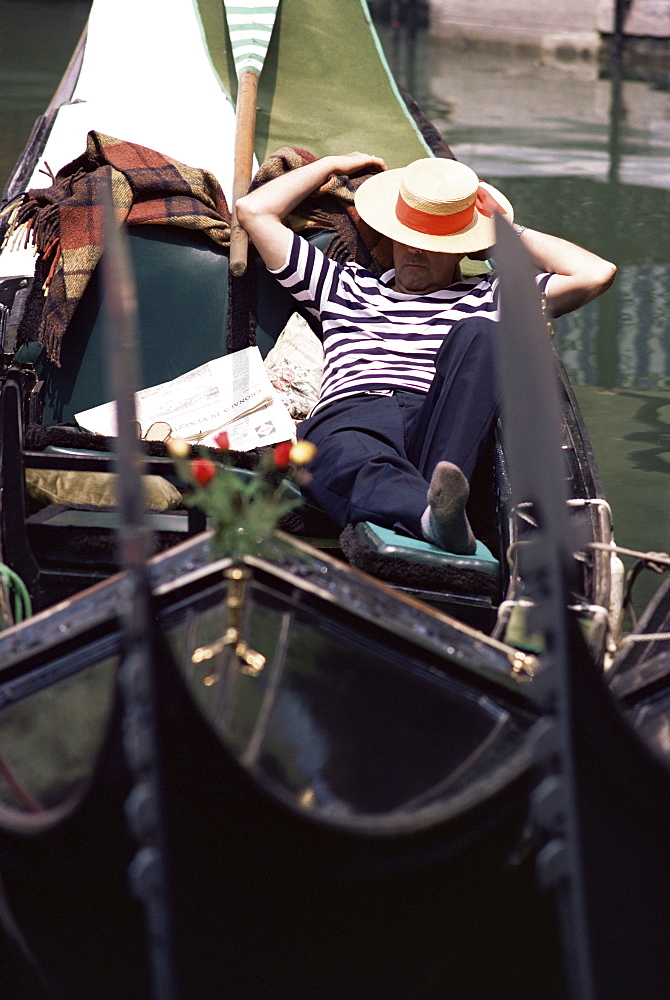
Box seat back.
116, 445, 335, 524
15, 225, 326, 427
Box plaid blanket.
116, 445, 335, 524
12, 131, 231, 366
10, 135, 390, 367
250, 146, 393, 273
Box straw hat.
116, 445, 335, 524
354, 158, 513, 254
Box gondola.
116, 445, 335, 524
0, 0, 618, 645
1, 1, 668, 998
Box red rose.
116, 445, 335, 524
273, 441, 292, 469
191, 458, 216, 486
213, 430, 230, 451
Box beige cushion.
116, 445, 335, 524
264, 312, 324, 419
26, 469, 182, 511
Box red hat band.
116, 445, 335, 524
395, 194, 475, 237
394, 184, 507, 239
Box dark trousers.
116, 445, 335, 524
297, 317, 500, 538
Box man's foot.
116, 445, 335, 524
420, 461, 477, 555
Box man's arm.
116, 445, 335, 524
235, 153, 386, 272
516, 228, 616, 317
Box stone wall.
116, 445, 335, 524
429, 0, 669, 55
597, 0, 669, 38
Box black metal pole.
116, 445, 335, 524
494, 216, 597, 999
612, 0, 627, 60
102, 186, 179, 1000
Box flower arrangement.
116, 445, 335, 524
167, 431, 317, 675
167, 431, 317, 560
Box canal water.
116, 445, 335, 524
379, 23, 670, 615
2, 0, 670, 615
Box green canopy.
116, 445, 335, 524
195, 0, 430, 166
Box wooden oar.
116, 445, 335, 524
224, 0, 281, 277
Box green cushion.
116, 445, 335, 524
354, 522, 500, 576
25, 226, 330, 427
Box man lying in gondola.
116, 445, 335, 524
236, 153, 616, 554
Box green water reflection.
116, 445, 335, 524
0, 0, 89, 187
2, 2, 670, 613
380, 26, 670, 613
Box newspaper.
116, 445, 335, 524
75, 346, 296, 451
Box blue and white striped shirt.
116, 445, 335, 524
272, 233, 549, 416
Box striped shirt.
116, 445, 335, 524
272, 233, 550, 416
